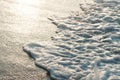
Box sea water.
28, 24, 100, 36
24, 0, 120, 80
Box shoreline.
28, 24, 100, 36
0, 0, 81, 80
24, 0, 120, 80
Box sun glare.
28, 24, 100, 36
17, 0, 45, 6
11, 0, 46, 17
8, 0, 46, 34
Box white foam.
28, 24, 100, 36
24, 0, 120, 80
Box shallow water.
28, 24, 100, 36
0, 0, 83, 80
23, 0, 120, 80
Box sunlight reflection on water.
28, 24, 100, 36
17, 0, 45, 5
0, 0, 87, 35
1, 0, 47, 34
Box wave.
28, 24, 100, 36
23, 0, 120, 80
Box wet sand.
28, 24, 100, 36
0, 0, 80, 80
23, 0, 120, 80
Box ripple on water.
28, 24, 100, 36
24, 1, 120, 80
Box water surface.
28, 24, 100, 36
0, 0, 82, 79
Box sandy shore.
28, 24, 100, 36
24, 0, 120, 80
0, 0, 81, 80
